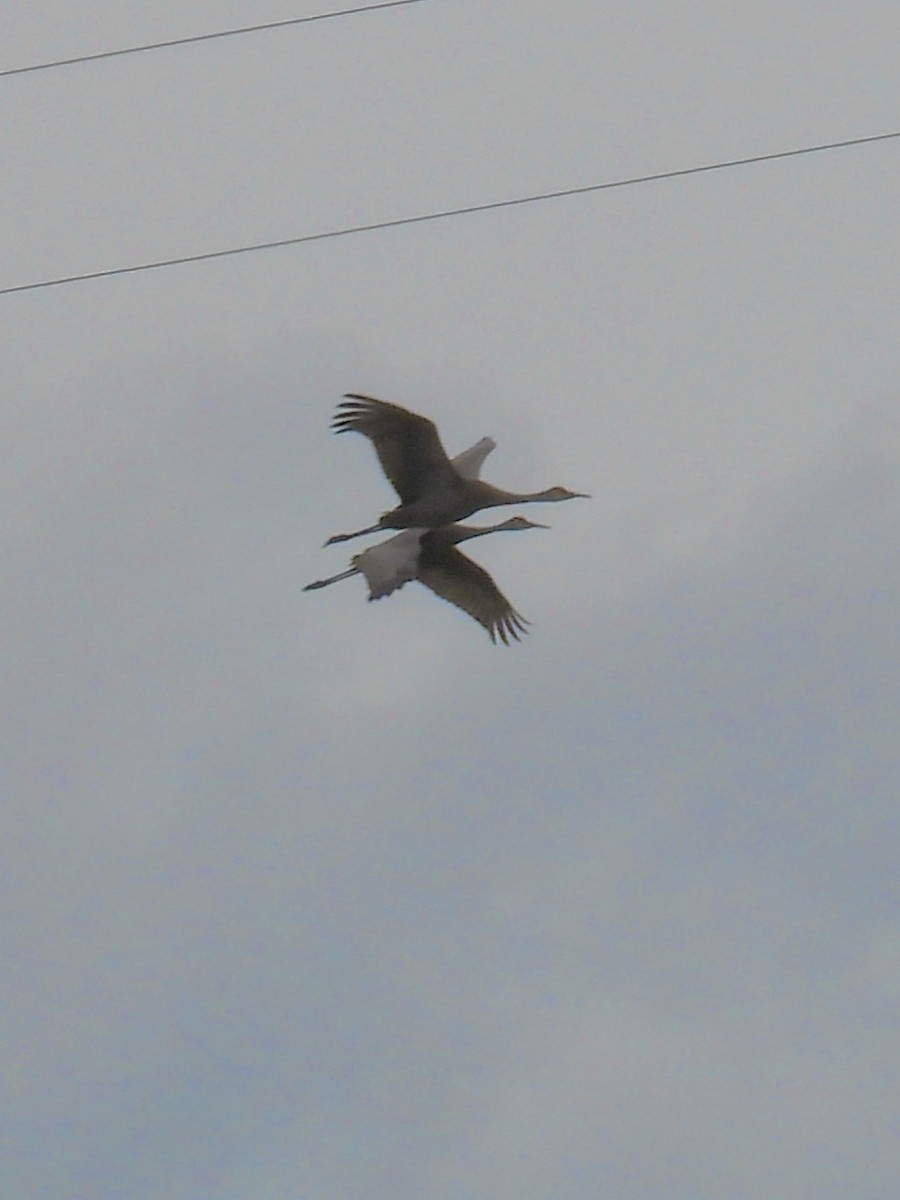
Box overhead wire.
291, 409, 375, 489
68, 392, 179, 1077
2, 130, 897, 298
0, 0, 431, 79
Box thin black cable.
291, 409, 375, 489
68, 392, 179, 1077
2, 130, 897, 298
0, 0, 431, 79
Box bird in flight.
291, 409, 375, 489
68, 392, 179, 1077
304, 516, 545, 644
324, 393, 589, 545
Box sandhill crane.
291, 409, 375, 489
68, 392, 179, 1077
324, 393, 589, 545
304, 516, 544, 644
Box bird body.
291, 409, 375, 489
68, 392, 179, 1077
304, 517, 543, 644
325, 394, 588, 544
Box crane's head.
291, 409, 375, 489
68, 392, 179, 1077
538, 486, 591, 502
498, 516, 549, 531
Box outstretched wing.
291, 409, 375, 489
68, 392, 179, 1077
353, 530, 424, 600
333, 394, 460, 504
450, 436, 496, 481
416, 546, 530, 645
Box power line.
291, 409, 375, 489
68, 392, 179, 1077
2, 130, 897, 298
0, 0, 431, 79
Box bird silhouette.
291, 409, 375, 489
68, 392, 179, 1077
324, 393, 588, 545
304, 516, 544, 644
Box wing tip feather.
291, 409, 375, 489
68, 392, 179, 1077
491, 610, 530, 646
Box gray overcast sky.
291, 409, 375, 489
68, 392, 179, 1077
4, 3, 899, 1198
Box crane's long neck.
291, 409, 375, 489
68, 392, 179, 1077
438, 519, 525, 546
472, 481, 556, 508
